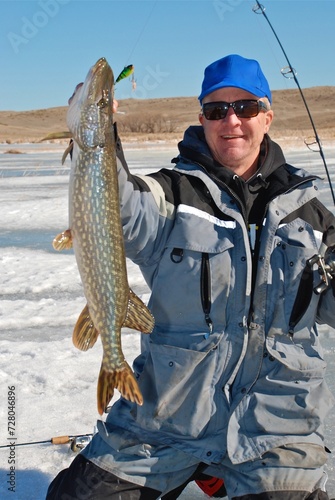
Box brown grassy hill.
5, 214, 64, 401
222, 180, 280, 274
1, 86, 334, 144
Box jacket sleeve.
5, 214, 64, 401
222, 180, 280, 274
315, 211, 335, 327
115, 124, 175, 267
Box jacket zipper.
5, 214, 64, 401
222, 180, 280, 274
176, 162, 319, 335
201, 252, 213, 338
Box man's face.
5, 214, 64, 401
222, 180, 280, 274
199, 87, 274, 180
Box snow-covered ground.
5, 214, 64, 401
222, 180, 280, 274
0, 142, 335, 499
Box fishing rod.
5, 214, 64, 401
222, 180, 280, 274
0, 433, 93, 452
252, 1, 335, 206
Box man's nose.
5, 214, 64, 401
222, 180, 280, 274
225, 106, 242, 122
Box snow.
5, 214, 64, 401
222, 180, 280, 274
0, 142, 335, 499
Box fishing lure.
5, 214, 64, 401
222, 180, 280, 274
115, 64, 134, 83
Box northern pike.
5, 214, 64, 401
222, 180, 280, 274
53, 57, 154, 415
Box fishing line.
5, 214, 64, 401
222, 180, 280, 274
115, 0, 158, 94
124, 0, 158, 65
252, 1, 335, 206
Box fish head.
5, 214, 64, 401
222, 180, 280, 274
67, 57, 114, 150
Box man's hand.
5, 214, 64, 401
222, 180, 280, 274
324, 246, 335, 276
307, 247, 335, 294
113, 99, 118, 113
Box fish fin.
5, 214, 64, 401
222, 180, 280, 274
62, 141, 73, 165
97, 360, 143, 415
53, 229, 73, 251
39, 131, 73, 142
72, 304, 99, 351
123, 289, 155, 334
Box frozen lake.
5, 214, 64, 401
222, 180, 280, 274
1, 141, 335, 499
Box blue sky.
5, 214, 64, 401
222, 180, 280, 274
1, 0, 335, 111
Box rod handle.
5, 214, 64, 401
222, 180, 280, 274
51, 436, 71, 445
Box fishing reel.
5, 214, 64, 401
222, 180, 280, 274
70, 434, 93, 452
69, 425, 97, 452
307, 246, 335, 294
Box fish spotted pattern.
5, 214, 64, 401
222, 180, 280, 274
53, 57, 154, 415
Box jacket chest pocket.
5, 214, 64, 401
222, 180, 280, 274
273, 218, 322, 254
266, 218, 321, 331
148, 211, 235, 345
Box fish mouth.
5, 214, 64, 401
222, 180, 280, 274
68, 58, 114, 108
92, 57, 109, 75
67, 57, 114, 148
83, 58, 114, 105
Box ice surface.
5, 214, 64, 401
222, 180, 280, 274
0, 143, 334, 499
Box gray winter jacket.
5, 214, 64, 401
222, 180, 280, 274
87, 126, 335, 468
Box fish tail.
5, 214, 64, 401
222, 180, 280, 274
97, 360, 143, 415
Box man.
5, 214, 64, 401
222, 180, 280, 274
47, 54, 335, 499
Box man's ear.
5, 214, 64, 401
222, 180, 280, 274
264, 109, 274, 134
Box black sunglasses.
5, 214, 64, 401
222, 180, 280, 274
202, 99, 268, 120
